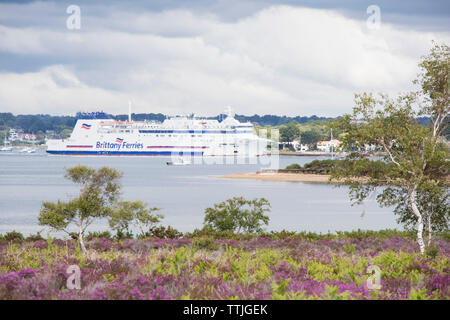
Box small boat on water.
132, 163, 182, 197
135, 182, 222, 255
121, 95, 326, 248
19, 147, 36, 153
0, 137, 12, 152
166, 157, 192, 166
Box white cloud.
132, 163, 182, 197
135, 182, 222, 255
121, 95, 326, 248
0, 5, 448, 116
0, 65, 133, 115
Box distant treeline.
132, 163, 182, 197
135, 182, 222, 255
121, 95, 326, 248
0, 112, 432, 134
114, 113, 334, 127
0, 112, 334, 134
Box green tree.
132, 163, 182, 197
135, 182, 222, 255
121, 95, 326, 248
38, 166, 122, 253
379, 182, 449, 246
109, 200, 163, 238
60, 128, 73, 139
300, 130, 323, 145
203, 197, 271, 233
331, 42, 449, 254
279, 121, 300, 144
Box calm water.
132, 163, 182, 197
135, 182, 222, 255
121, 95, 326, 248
0, 151, 400, 236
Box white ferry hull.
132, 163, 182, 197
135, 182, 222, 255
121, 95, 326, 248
46, 115, 268, 157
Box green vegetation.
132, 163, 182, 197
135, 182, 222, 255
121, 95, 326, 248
38, 165, 123, 253
2, 228, 448, 244
109, 200, 163, 239
331, 42, 449, 254
279, 121, 301, 145
0, 231, 448, 300
0, 112, 332, 139
203, 197, 271, 234
285, 159, 393, 175
275, 119, 333, 148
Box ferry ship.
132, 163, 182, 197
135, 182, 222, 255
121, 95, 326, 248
46, 109, 268, 156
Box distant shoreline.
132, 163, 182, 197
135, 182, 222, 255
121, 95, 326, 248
219, 172, 333, 183
276, 151, 346, 157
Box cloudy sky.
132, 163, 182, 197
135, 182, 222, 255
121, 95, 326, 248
0, 0, 449, 117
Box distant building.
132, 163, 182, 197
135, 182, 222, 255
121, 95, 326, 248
18, 133, 37, 141
8, 129, 37, 142
316, 139, 341, 152
8, 128, 19, 141
292, 140, 309, 151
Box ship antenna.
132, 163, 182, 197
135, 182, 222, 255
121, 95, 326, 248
128, 100, 132, 122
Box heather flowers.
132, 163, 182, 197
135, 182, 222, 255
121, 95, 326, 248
0, 234, 448, 300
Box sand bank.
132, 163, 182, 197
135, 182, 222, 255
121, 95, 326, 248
219, 172, 334, 183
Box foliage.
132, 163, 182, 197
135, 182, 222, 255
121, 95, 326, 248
192, 237, 220, 250
86, 231, 112, 240
300, 130, 324, 145
330, 42, 449, 254
25, 232, 44, 242
285, 159, 392, 175
109, 200, 163, 238
145, 226, 183, 239
3, 231, 24, 243
114, 229, 134, 240
279, 121, 300, 143
0, 112, 333, 138
203, 197, 271, 234
285, 163, 302, 170
0, 234, 448, 300
378, 183, 449, 236
38, 165, 123, 253
425, 244, 440, 260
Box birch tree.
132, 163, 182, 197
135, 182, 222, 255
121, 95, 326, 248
38, 166, 122, 253
331, 43, 449, 254
108, 200, 163, 238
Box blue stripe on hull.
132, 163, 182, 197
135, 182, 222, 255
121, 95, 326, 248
47, 150, 204, 156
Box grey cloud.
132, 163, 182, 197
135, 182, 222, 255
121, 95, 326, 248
0, 1, 448, 117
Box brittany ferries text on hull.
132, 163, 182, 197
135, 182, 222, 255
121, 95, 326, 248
46, 109, 269, 157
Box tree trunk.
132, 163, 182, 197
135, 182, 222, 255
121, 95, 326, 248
78, 226, 86, 254
409, 186, 425, 254
427, 214, 432, 247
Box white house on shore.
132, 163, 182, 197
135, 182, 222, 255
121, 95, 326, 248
316, 139, 341, 152
292, 140, 309, 151
8, 128, 37, 142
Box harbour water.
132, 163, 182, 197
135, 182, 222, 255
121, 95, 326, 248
0, 151, 400, 236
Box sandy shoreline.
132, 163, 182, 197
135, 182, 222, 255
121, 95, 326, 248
219, 172, 334, 183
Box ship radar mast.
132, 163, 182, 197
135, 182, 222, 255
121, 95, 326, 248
225, 106, 235, 118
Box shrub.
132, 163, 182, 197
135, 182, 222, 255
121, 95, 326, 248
114, 229, 134, 240
25, 232, 44, 242
203, 197, 271, 234
144, 226, 183, 239
86, 231, 113, 240
192, 237, 220, 250
185, 227, 237, 240
4, 231, 24, 243
425, 244, 439, 259
285, 164, 302, 170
